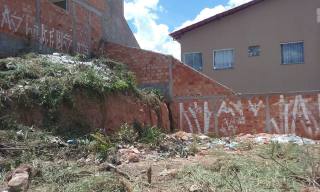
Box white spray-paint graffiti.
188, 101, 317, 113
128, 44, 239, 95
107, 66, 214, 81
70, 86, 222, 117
0, 4, 89, 54
179, 94, 320, 137
248, 100, 264, 117
217, 101, 244, 124
180, 99, 265, 134
270, 95, 320, 136
179, 102, 212, 134
1, 5, 23, 32
179, 102, 205, 133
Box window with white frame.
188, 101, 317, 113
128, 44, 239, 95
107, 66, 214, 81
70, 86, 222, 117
281, 42, 304, 65
49, 0, 67, 10
213, 49, 234, 70
183, 52, 203, 71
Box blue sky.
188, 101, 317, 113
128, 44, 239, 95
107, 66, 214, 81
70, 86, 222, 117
156, 0, 229, 31
124, 0, 252, 59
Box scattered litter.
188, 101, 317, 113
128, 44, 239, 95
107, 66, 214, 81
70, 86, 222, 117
16, 130, 24, 140
252, 134, 318, 145
159, 169, 177, 177
67, 139, 77, 145
189, 184, 202, 192
269, 135, 316, 145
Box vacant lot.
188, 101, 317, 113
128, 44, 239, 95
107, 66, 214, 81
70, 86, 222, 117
0, 127, 319, 192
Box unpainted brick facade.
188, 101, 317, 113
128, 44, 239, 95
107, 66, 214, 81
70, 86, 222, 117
0, 0, 138, 57
105, 43, 320, 140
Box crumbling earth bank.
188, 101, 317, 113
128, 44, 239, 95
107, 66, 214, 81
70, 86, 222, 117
0, 53, 170, 136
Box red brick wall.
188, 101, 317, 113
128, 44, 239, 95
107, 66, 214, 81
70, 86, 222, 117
87, 0, 107, 12
104, 43, 170, 85
0, 0, 103, 55
104, 43, 320, 140
171, 58, 234, 97
14, 93, 170, 135
104, 43, 233, 97
0, 0, 36, 38
174, 93, 320, 139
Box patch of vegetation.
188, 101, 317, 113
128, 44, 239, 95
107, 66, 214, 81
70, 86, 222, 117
0, 127, 126, 191
0, 55, 137, 109
177, 143, 320, 192
113, 122, 165, 146
89, 131, 115, 161
0, 54, 164, 138
115, 123, 139, 144
31, 161, 125, 192
63, 173, 126, 192
132, 122, 165, 145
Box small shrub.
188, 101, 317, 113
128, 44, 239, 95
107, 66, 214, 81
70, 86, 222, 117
115, 123, 138, 144
139, 126, 164, 145
111, 79, 130, 92
90, 131, 114, 160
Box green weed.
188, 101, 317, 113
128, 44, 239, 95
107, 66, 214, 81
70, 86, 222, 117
115, 123, 139, 144
138, 126, 164, 145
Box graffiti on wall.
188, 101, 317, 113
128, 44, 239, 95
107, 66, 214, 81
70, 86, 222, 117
270, 94, 320, 136
1, 5, 23, 32
179, 94, 320, 137
0, 4, 89, 54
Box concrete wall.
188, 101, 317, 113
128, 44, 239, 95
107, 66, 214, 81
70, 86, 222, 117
104, 42, 320, 140
0, 0, 138, 57
103, 0, 139, 48
177, 0, 320, 93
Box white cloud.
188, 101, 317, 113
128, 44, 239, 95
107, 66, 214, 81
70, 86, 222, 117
175, 0, 252, 30
124, 0, 181, 59
124, 0, 252, 60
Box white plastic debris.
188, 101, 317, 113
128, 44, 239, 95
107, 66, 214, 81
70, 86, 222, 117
270, 135, 316, 145
254, 134, 316, 145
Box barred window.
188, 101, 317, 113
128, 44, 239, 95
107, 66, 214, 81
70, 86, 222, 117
281, 42, 304, 65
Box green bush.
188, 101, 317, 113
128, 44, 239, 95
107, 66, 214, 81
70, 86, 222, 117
139, 126, 164, 145
115, 123, 138, 144
90, 131, 114, 160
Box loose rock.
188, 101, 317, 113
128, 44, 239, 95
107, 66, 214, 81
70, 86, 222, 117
189, 184, 202, 192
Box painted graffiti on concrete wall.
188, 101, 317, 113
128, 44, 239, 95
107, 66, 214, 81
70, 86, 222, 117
0, 4, 89, 54
179, 94, 320, 138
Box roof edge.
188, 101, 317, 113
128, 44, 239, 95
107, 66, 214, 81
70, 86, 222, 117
170, 0, 265, 39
